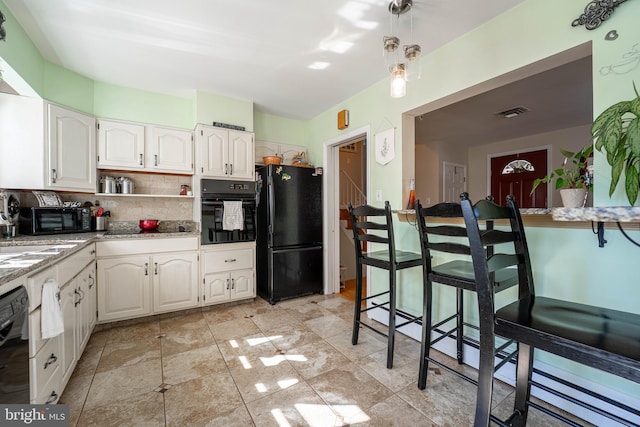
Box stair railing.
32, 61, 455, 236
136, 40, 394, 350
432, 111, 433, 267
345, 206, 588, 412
340, 170, 366, 208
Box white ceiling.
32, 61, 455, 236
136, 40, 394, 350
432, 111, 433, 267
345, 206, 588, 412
4, 0, 524, 120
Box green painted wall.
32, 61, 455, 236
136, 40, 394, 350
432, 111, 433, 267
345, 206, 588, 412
254, 111, 309, 147
194, 90, 254, 132
0, 0, 44, 94
43, 62, 94, 113
93, 82, 193, 129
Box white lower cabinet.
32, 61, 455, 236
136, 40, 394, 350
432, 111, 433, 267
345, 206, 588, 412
96, 237, 199, 322
202, 242, 255, 306
27, 243, 96, 404
97, 255, 151, 322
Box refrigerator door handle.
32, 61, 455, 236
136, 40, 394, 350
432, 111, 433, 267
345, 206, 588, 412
272, 245, 322, 254
268, 173, 275, 246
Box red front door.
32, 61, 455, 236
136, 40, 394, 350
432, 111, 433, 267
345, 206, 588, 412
490, 149, 547, 208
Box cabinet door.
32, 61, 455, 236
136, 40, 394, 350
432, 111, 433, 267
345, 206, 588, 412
198, 126, 228, 177
149, 127, 194, 173
203, 271, 231, 305
152, 252, 199, 313
97, 119, 145, 170
47, 104, 96, 192
97, 256, 151, 322
76, 263, 96, 354
228, 131, 254, 179
60, 281, 78, 387
230, 269, 255, 300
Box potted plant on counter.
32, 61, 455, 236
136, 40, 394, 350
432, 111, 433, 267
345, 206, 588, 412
530, 145, 593, 208
591, 83, 640, 205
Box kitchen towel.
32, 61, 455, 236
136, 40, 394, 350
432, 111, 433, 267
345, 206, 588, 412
223, 201, 244, 231
41, 281, 64, 339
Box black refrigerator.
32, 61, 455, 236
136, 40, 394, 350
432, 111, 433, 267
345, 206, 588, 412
256, 164, 323, 304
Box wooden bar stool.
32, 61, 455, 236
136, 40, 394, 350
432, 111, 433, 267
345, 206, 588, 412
348, 201, 423, 369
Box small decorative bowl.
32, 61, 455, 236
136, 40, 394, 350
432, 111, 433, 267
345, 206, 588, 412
263, 156, 282, 165
139, 219, 159, 230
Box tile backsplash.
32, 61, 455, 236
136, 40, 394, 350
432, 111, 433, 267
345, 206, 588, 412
18, 173, 195, 222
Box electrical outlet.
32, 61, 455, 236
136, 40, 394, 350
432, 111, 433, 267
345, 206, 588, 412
376, 189, 383, 202
425, 197, 431, 205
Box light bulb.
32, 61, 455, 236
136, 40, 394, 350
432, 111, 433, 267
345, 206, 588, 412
390, 64, 406, 98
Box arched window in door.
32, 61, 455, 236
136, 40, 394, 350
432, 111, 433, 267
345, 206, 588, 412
501, 159, 535, 174
491, 149, 547, 208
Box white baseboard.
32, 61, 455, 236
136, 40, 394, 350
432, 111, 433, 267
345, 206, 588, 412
367, 308, 640, 426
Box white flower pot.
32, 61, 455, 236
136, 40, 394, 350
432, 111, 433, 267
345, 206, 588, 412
559, 188, 588, 208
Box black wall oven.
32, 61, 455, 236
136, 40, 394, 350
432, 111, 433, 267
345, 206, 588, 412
201, 179, 256, 245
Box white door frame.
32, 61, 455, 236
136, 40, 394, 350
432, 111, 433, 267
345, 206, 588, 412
323, 125, 371, 295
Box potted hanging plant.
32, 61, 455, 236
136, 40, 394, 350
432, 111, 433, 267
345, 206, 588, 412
590, 83, 640, 205
530, 145, 594, 208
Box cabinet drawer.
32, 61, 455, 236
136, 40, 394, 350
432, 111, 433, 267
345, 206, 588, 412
97, 237, 198, 257
58, 243, 95, 285
203, 247, 254, 273
27, 266, 58, 312
30, 334, 61, 403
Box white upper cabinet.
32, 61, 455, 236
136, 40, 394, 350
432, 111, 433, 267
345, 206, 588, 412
97, 119, 146, 170
0, 94, 96, 192
150, 127, 193, 173
98, 119, 193, 174
196, 125, 254, 180
47, 104, 97, 191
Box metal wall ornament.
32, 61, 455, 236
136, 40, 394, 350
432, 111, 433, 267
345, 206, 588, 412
0, 10, 6, 41
572, 0, 629, 30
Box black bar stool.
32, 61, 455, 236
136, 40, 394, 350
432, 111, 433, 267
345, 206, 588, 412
414, 197, 519, 390
461, 194, 640, 426
348, 201, 423, 369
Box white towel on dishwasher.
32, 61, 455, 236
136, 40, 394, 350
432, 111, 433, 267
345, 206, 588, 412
223, 201, 244, 231
41, 281, 64, 339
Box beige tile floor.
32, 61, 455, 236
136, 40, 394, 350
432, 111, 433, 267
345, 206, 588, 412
60, 294, 589, 427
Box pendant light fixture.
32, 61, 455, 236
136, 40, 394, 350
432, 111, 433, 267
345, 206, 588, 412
383, 0, 421, 98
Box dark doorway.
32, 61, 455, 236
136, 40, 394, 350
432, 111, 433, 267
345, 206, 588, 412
490, 149, 547, 208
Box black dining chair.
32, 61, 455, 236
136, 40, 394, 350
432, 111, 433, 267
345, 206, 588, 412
348, 201, 423, 369
461, 193, 640, 426
414, 198, 519, 390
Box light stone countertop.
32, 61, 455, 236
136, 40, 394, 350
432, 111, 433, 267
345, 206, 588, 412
0, 228, 200, 286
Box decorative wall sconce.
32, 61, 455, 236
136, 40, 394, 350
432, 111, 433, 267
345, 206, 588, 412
572, 0, 628, 30
383, 0, 421, 98
1, 10, 7, 42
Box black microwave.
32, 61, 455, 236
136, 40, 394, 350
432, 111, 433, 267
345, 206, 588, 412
18, 207, 92, 235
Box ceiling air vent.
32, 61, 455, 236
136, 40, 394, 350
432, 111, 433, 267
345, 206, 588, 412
496, 106, 529, 118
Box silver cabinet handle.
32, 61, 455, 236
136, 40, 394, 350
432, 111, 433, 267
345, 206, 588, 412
154, 262, 158, 275
229, 164, 233, 175
44, 353, 57, 369
144, 262, 148, 276
154, 154, 158, 166
51, 168, 57, 183
139, 153, 143, 165
74, 288, 81, 306
226, 278, 230, 290
231, 278, 235, 289
45, 391, 58, 404
88, 274, 95, 289
224, 163, 228, 175
225, 259, 237, 263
